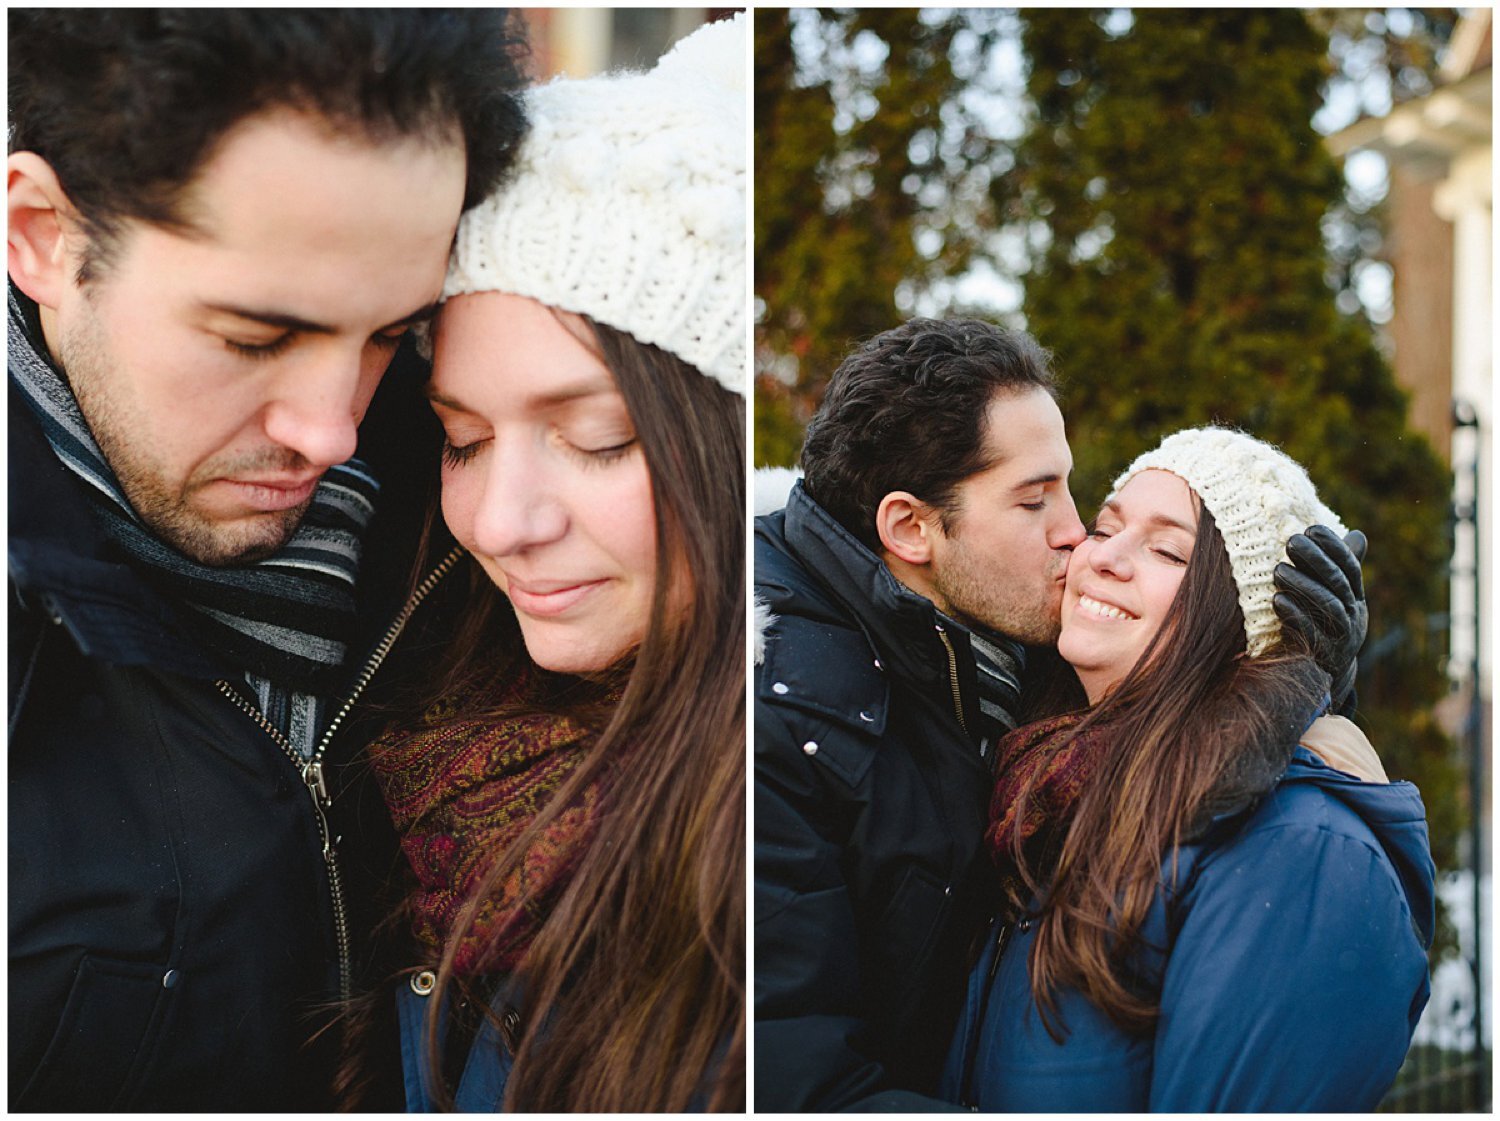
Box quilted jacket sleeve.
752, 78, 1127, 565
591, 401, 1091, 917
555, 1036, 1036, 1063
1148, 820, 1429, 1110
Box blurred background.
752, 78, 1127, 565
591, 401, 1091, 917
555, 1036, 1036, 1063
755, 8, 1490, 1110
520, 8, 737, 77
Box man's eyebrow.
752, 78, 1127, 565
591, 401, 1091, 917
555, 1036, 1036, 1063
1011, 472, 1065, 492
201, 300, 441, 336
380, 302, 442, 332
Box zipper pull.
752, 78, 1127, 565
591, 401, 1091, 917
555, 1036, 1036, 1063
303, 760, 331, 807
987, 919, 1011, 983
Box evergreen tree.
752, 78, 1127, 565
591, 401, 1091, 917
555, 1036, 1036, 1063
1009, 8, 1458, 860
752, 5, 1461, 867
754, 9, 1006, 465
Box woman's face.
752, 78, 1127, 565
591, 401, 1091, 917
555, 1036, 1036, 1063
429, 292, 658, 674
1058, 469, 1197, 704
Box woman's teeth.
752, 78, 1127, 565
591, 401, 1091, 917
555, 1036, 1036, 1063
1079, 594, 1136, 621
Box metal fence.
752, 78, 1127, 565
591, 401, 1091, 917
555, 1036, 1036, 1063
1380, 428, 1490, 1113
1381, 1045, 1491, 1111
1379, 872, 1491, 1111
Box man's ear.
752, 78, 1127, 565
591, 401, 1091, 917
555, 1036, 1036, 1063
9, 152, 79, 310
875, 491, 938, 566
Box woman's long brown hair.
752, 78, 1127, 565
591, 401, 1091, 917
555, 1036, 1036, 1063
407, 318, 745, 1110
1007, 500, 1326, 1039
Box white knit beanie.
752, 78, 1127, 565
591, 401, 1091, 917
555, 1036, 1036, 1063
1107, 427, 1347, 657
443, 13, 746, 395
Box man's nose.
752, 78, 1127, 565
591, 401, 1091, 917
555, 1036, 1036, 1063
1051, 491, 1087, 550
261, 350, 365, 469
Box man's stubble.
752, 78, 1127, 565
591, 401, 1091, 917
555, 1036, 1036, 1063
929, 528, 1065, 647
58, 300, 313, 567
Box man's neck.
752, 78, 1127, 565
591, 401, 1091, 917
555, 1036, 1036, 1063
880, 548, 948, 617
36, 300, 62, 366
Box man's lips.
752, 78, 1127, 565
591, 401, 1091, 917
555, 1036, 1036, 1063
214, 474, 321, 512
505, 577, 607, 618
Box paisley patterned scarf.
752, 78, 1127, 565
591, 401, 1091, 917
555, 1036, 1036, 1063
985, 711, 1110, 905
986, 695, 1307, 906
370, 666, 612, 975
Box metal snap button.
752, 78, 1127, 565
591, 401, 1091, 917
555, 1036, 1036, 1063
162, 969, 180, 989
802, 741, 819, 756
772, 681, 790, 695
858, 710, 874, 722
410, 969, 436, 996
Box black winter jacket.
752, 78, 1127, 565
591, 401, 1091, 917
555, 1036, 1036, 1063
8, 339, 464, 1111
754, 482, 1016, 1112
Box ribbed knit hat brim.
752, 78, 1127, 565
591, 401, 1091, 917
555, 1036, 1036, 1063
443, 14, 745, 396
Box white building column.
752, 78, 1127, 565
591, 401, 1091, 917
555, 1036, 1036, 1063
1435, 147, 1492, 688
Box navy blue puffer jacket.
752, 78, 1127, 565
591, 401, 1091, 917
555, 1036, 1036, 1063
942, 746, 1434, 1111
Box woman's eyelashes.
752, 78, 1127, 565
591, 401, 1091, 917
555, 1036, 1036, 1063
439, 432, 639, 470
1087, 522, 1188, 565
566, 437, 638, 466
441, 438, 486, 469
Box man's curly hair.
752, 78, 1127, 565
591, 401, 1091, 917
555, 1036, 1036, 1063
801, 318, 1059, 551
9, 9, 532, 279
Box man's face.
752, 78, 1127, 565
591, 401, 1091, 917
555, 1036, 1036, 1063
45, 109, 467, 565
923, 388, 1085, 644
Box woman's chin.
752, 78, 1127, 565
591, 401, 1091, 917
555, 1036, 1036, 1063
518, 626, 638, 677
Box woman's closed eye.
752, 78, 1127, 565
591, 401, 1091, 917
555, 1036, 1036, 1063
566, 437, 638, 466
441, 438, 487, 469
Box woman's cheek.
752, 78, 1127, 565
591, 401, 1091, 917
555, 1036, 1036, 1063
439, 468, 478, 551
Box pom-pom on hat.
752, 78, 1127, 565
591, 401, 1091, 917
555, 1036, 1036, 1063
443, 13, 746, 396
1107, 427, 1346, 657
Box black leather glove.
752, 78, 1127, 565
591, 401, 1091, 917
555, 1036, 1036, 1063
1272, 526, 1368, 718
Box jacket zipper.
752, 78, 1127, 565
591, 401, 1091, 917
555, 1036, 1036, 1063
961, 919, 1013, 1107
986, 919, 1012, 983
214, 544, 465, 1001
934, 622, 970, 738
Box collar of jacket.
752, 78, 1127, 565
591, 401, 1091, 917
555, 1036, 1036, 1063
779, 480, 1017, 722
9, 378, 226, 679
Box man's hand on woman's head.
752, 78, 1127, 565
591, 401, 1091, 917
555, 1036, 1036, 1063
1273, 526, 1369, 717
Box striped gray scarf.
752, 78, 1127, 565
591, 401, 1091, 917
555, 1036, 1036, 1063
9, 288, 378, 757
968, 628, 1024, 758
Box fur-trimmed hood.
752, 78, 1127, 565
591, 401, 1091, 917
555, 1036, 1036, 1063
753, 467, 800, 664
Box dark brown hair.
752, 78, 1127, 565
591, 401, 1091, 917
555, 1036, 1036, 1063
1007, 501, 1325, 1037
800, 317, 1058, 551
409, 318, 744, 1110
9, 9, 531, 278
